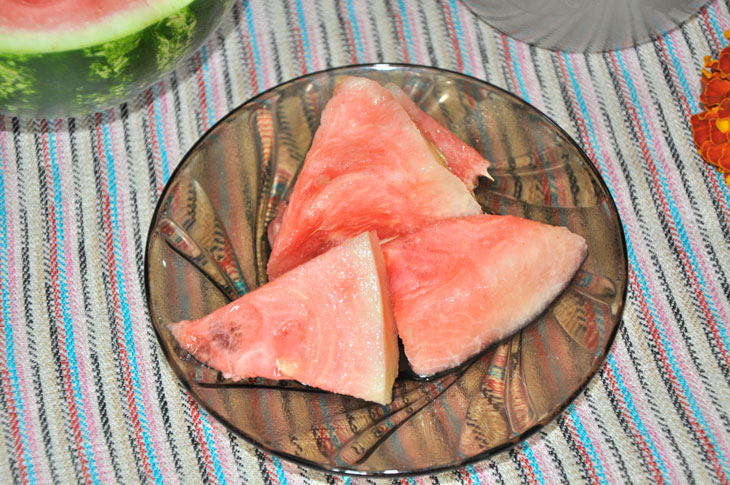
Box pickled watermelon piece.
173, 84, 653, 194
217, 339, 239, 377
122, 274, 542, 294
171, 232, 399, 405
383, 215, 588, 376
266, 76, 482, 279
385, 83, 491, 190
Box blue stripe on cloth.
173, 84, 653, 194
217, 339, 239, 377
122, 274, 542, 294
243, 1, 265, 90
196, 408, 227, 485
447, 0, 472, 74
507, 37, 530, 102
558, 53, 674, 478
706, 2, 727, 46
294, 0, 315, 71
395, 0, 416, 62
271, 456, 288, 485
466, 464, 483, 484
151, 85, 170, 184
0, 132, 37, 484
101, 119, 163, 484
564, 47, 727, 476
607, 355, 671, 482
520, 441, 545, 484
48, 128, 100, 485
567, 404, 608, 485
199, 45, 217, 128
615, 50, 730, 391
345, 0, 365, 62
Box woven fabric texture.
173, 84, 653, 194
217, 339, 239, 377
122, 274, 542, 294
1, 0, 729, 483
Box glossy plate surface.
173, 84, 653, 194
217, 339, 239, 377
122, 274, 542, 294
144, 64, 628, 476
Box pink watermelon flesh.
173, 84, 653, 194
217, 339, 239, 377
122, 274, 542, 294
171, 231, 399, 405
266, 76, 482, 279
382, 215, 588, 376
1, 0, 174, 31
385, 83, 491, 190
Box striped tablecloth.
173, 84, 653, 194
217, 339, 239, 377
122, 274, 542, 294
1, 1, 729, 483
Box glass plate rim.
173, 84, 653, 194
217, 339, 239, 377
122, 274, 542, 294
143, 62, 629, 478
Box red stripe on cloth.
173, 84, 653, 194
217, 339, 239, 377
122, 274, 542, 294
93, 114, 154, 482
700, 8, 723, 52
515, 447, 540, 485
562, 416, 601, 485
441, 2, 464, 72
186, 395, 218, 484
603, 363, 666, 484
628, 264, 727, 482
240, 28, 259, 94
611, 86, 730, 375
500, 35, 520, 96
192, 53, 211, 130
144, 87, 165, 194
288, 4, 308, 74
40, 120, 93, 485
339, 2, 360, 64
0, 305, 29, 485
390, 3, 411, 62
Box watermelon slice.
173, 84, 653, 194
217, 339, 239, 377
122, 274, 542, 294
170, 232, 399, 405
385, 83, 492, 190
0, 0, 233, 117
266, 76, 482, 278
382, 215, 588, 376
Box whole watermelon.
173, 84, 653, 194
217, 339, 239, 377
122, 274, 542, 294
0, 0, 235, 118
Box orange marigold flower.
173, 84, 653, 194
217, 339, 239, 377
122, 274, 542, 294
691, 30, 730, 184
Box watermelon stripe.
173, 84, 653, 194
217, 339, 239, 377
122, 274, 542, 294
96, 114, 163, 484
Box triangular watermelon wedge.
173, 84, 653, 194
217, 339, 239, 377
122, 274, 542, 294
266, 76, 482, 279
385, 83, 492, 190
171, 232, 399, 404
382, 215, 588, 376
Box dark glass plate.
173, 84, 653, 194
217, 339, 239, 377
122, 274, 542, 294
144, 64, 628, 477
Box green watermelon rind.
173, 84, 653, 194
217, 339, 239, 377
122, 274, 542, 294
0, 0, 234, 118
